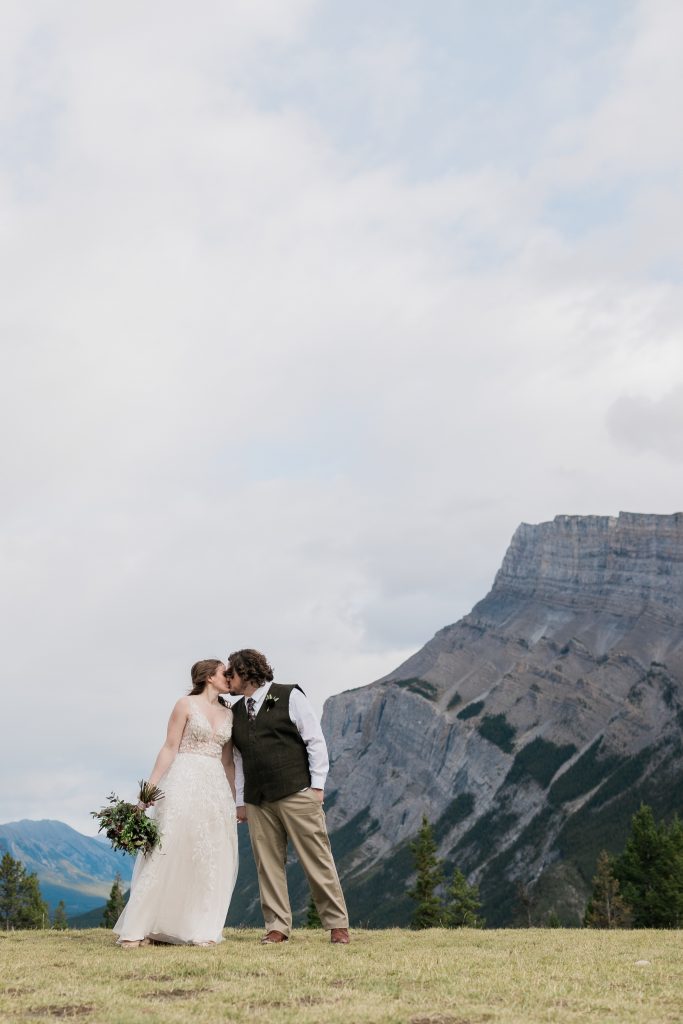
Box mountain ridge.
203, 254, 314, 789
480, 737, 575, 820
320, 511, 683, 925
0, 819, 133, 918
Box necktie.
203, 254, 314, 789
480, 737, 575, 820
246, 697, 256, 721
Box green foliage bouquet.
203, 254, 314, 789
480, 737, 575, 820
91, 780, 164, 856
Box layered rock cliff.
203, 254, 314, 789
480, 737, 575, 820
319, 512, 683, 926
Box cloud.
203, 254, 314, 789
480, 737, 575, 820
607, 385, 683, 462
2, 0, 683, 832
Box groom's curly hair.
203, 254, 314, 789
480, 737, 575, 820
227, 649, 274, 687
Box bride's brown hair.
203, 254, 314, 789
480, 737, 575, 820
188, 659, 223, 695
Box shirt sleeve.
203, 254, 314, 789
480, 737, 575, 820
233, 743, 245, 805
288, 688, 329, 789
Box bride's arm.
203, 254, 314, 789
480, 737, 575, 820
222, 739, 236, 803
146, 699, 189, 792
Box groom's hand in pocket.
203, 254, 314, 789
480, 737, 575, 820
311, 788, 324, 804
236, 805, 248, 824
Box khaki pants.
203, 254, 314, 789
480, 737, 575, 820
246, 788, 349, 936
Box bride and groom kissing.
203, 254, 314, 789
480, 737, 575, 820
114, 649, 350, 947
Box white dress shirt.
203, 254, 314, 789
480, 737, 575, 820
230, 681, 329, 806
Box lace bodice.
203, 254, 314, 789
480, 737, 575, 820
178, 710, 232, 759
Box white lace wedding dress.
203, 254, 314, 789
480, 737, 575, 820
114, 709, 238, 945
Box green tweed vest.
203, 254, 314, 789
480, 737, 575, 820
231, 683, 311, 805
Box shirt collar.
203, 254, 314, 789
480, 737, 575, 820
247, 680, 272, 708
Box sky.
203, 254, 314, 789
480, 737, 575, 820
2, 0, 682, 835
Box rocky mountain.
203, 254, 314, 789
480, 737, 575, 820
0, 820, 133, 918
319, 512, 683, 926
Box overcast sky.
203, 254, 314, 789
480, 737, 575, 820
2, 1, 682, 835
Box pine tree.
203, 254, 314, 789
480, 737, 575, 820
443, 867, 484, 928
19, 873, 49, 929
52, 900, 69, 930
667, 816, 683, 929
304, 894, 323, 928
614, 805, 683, 928
102, 873, 125, 928
0, 853, 49, 929
408, 816, 444, 929
584, 850, 632, 929
0, 853, 23, 930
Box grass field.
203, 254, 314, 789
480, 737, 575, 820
1, 927, 681, 1024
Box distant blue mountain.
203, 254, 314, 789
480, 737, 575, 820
0, 819, 133, 918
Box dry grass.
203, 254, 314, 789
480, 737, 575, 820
1, 927, 681, 1024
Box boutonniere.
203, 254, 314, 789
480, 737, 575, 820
264, 693, 279, 712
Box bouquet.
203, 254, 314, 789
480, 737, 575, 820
91, 780, 164, 856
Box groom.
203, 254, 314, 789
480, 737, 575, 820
226, 648, 350, 945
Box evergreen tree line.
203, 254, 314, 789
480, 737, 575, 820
4, 802, 682, 931
408, 804, 683, 929
584, 805, 683, 929
1, 852, 52, 930
0, 853, 127, 930
408, 815, 485, 928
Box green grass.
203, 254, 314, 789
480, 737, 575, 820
1, 928, 682, 1024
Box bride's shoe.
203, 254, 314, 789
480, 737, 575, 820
119, 940, 143, 948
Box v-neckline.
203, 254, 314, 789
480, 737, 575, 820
189, 706, 229, 736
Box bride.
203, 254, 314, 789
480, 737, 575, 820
114, 659, 238, 947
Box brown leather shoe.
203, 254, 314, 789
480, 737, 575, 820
330, 928, 350, 944
260, 930, 289, 944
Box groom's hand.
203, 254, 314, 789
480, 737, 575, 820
311, 788, 324, 803
236, 805, 247, 824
